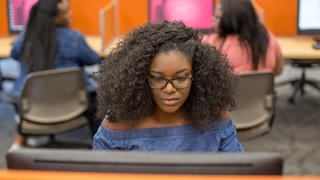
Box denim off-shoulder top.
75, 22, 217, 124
93, 116, 244, 152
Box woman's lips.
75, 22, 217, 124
162, 98, 179, 106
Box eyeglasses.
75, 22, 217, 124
148, 76, 192, 89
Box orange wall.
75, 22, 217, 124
70, 0, 148, 35
0, 0, 299, 37
69, 0, 111, 35
0, 0, 9, 36
118, 0, 148, 35
256, 0, 297, 36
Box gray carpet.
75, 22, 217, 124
0, 63, 319, 175
0, 102, 16, 169
241, 85, 320, 175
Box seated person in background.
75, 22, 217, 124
10, 0, 101, 147
202, 0, 284, 76
94, 21, 243, 152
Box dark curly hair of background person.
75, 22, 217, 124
96, 21, 239, 131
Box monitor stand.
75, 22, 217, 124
313, 36, 320, 49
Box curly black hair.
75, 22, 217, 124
96, 21, 238, 131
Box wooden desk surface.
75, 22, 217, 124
85, 35, 119, 57
0, 35, 118, 58
0, 170, 320, 180
0, 36, 16, 58
277, 36, 320, 60
1, 35, 319, 60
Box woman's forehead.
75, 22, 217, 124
150, 51, 192, 74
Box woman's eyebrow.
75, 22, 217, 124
174, 68, 190, 75
150, 70, 164, 75
150, 68, 190, 75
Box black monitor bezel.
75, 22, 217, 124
7, 148, 283, 175
6, 0, 39, 34
147, 0, 215, 34
297, 0, 320, 35
7, 0, 23, 34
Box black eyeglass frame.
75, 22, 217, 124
148, 76, 193, 90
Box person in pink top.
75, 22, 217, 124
202, 0, 284, 75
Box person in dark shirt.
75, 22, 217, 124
10, 0, 100, 148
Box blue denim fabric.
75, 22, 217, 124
9, 27, 100, 98
93, 117, 244, 152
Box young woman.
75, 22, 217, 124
94, 21, 243, 152
10, 0, 100, 98
10, 0, 101, 147
202, 0, 284, 75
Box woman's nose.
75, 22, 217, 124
163, 81, 176, 94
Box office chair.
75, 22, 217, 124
231, 72, 275, 140
16, 67, 91, 148
286, 62, 320, 104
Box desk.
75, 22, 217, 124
277, 36, 320, 61
0, 170, 320, 180
276, 36, 320, 103
2, 36, 319, 59
85, 35, 119, 57
0, 35, 118, 58
0, 36, 16, 59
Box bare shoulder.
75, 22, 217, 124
221, 110, 230, 120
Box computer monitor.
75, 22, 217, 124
149, 0, 215, 34
297, 0, 320, 49
7, 0, 38, 34
7, 148, 283, 175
